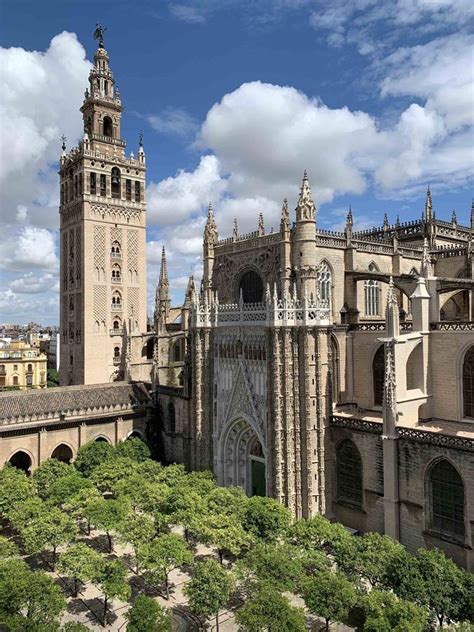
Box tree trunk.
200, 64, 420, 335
218, 550, 223, 565
184, 527, 189, 541
165, 574, 169, 600
52, 545, 57, 570
103, 595, 108, 627
74, 577, 78, 598
87, 519, 91, 535
216, 612, 220, 632
107, 531, 112, 553
325, 618, 330, 632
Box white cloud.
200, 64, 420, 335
148, 107, 198, 137
9, 272, 57, 294
0, 227, 59, 272
0, 32, 91, 227
147, 154, 227, 224
169, 3, 207, 23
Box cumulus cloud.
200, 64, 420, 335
147, 155, 227, 224
147, 107, 198, 138
0, 31, 91, 226
0, 227, 59, 272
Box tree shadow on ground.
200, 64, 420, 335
68, 596, 118, 627
129, 573, 162, 600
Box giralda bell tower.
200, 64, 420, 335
59, 27, 147, 385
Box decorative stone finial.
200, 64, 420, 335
383, 213, 389, 229
296, 170, 316, 222
61, 135, 67, 152
204, 202, 218, 245
258, 212, 265, 236
232, 218, 239, 242
421, 237, 433, 278
280, 199, 289, 234
424, 186, 433, 222
346, 206, 353, 227
451, 209, 457, 226
382, 342, 397, 434
385, 277, 399, 338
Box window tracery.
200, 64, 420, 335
336, 439, 362, 508
430, 459, 465, 539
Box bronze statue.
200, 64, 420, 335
93, 24, 107, 48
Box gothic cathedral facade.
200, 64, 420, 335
56, 37, 474, 570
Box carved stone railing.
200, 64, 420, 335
398, 427, 474, 451
430, 321, 474, 331
331, 415, 474, 451
331, 415, 382, 434
349, 322, 413, 332
192, 293, 331, 328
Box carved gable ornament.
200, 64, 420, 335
225, 361, 263, 430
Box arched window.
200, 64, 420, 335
365, 263, 380, 316
463, 346, 474, 418
111, 167, 121, 199
112, 291, 122, 309
100, 174, 106, 196
317, 261, 332, 304
168, 401, 176, 433
113, 317, 121, 331
103, 116, 113, 137
114, 346, 120, 358
111, 241, 121, 257
146, 338, 155, 360
27, 364, 33, 373
336, 439, 363, 508
13, 376, 19, 386
90, 172, 96, 195
111, 264, 121, 283
239, 270, 264, 304
430, 460, 465, 538
134, 181, 141, 202
330, 334, 339, 404
173, 340, 182, 362
372, 345, 385, 407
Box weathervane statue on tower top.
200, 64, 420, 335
93, 23, 107, 48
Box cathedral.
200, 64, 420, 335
1, 35, 473, 570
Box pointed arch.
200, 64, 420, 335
336, 439, 363, 508
317, 259, 332, 304
428, 458, 465, 539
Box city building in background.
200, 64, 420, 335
0, 341, 47, 390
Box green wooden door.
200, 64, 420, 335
251, 459, 266, 497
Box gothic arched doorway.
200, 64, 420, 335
9, 450, 32, 474
217, 417, 267, 497
51, 444, 74, 464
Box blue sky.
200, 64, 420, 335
1, 0, 473, 324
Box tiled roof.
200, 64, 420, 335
0, 382, 150, 421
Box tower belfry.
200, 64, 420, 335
59, 28, 147, 385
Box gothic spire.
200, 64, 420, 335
204, 202, 218, 245
383, 213, 389, 231
346, 206, 353, 227
421, 237, 433, 278
280, 198, 290, 234
424, 186, 433, 223
232, 218, 239, 242
296, 170, 316, 222
185, 273, 196, 299
155, 246, 170, 324
385, 277, 399, 337
382, 342, 397, 435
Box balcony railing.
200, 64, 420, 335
110, 328, 123, 336
113, 357, 121, 365
111, 304, 122, 311
111, 252, 122, 259
111, 277, 122, 284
